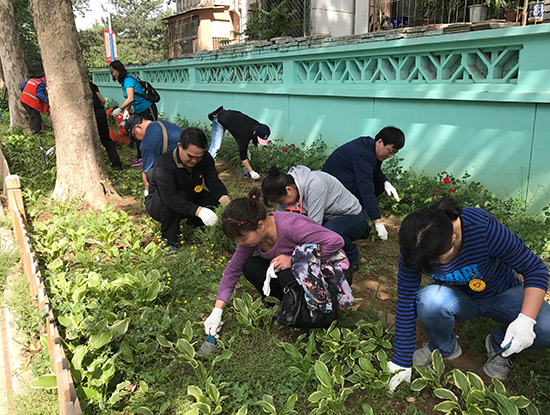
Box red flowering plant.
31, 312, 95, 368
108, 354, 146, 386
435, 172, 457, 200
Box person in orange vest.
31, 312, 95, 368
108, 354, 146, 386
19, 76, 49, 133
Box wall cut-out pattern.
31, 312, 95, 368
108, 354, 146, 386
197, 63, 283, 83
142, 69, 190, 83
296, 47, 521, 84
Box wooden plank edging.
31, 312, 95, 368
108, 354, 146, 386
4, 174, 81, 415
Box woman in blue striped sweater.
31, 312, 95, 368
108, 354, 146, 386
388, 197, 550, 391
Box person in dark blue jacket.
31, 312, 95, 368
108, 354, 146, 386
322, 126, 405, 241
387, 197, 550, 391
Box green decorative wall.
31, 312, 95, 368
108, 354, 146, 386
94, 24, 550, 210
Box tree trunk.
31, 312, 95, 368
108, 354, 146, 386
0, 0, 30, 129
28, 0, 120, 207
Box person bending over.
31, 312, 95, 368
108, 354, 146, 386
322, 126, 405, 241
261, 165, 367, 273
387, 197, 550, 391
204, 189, 351, 335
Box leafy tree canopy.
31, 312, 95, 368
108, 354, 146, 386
79, 0, 171, 69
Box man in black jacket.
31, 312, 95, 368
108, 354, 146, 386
146, 127, 231, 252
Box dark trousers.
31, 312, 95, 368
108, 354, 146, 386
323, 211, 368, 265
94, 107, 121, 168
22, 103, 43, 133
134, 103, 158, 159
242, 257, 295, 301
145, 189, 218, 245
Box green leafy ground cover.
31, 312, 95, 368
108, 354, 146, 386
1, 115, 550, 414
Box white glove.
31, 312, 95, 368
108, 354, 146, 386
198, 207, 218, 227
111, 107, 122, 117
387, 361, 412, 392
384, 181, 400, 202
375, 222, 388, 241
249, 171, 260, 180
144, 189, 149, 197
501, 313, 536, 357
204, 308, 223, 335
263, 264, 279, 296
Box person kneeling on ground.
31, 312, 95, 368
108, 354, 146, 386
322, 126, 405, 241
261, 165, 368, 274
388, 197, 550, 392
145, 127, 231, 253
204, 189, 353, 335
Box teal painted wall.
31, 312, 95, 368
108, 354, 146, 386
94, 25, 550, 210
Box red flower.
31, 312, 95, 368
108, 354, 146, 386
282, 147, 287, 152
291, 144, 295, 147
268, 140, 272, 144
443, 177, 450, 184
449, 188, 456, 194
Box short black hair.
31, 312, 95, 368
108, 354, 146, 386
180, 127, 208, 150
221, 188, 267, 240
261, 166, 295, 205
376, 126, 405, 150
399, 197, 462, 273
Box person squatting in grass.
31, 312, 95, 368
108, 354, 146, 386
123, 114, 182, 195
204, 189, 351, 336
322, 126, 405, 241
207, 106, 270, 180
260, 165, 368, 274
145, 127, 231, 253
387, 197, 550, 391
109, 60, 158, 167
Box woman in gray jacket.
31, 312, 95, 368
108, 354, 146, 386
262, 166, 368, 273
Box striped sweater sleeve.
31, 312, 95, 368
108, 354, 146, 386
392, 252, 422, 367
485, 215, 549, 292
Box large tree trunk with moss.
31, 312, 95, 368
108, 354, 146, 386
0, 0, 30, 129
28, 0, 120, 207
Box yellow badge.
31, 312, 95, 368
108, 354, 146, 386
469, 279, 486, 292
194, 185, 203, 193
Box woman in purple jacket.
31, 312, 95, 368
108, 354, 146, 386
204, 189, 349, 336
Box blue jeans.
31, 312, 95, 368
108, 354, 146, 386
323, 211, 367, 265
208, 116, 226, 160
417, 283, 550, 356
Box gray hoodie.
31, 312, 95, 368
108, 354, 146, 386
277, 166, 363, 224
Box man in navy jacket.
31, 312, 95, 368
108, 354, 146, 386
322, 126, 405, 240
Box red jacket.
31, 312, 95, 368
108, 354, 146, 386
20, 78, 48, 113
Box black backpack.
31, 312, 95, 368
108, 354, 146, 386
131, 76, 161, 103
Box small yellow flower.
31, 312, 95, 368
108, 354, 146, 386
197, 297, 201, 300
184, 300, 187, 304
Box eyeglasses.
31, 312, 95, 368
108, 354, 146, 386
220, 215, 250, 228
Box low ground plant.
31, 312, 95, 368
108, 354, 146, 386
3, 118, 549, 414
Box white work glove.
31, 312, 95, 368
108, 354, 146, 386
387, 361, 412, 392
375, 222, 388, 241
198, 207, 218, 227
144, 189, 149, 197
111, 107, 122, 117
204, 307, 223, 335
384, 181, 400, 202
263, 264, 279, 296
249, 171, 260, 180
501, 313, 536, 357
